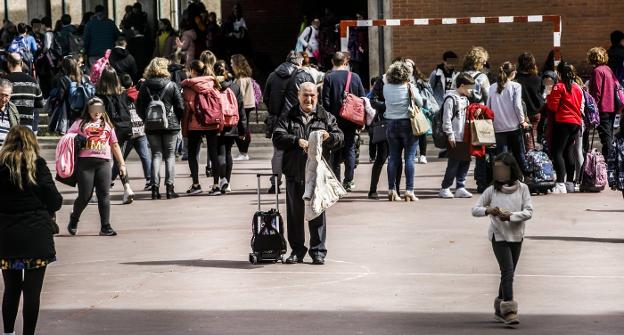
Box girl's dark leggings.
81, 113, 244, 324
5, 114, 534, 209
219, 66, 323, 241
2, 267, 46, 335
72, 157, 111, 227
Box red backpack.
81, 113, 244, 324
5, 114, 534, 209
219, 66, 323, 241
220, 88, 239, 127
338, 71, 365, 127
194, 87, 224, 130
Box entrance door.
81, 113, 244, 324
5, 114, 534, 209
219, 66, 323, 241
27, 0, 51, 21
82, 0, 108, 14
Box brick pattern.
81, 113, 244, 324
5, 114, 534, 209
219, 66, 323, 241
390, 0, 624, 77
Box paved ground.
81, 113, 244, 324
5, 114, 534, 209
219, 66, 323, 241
4, 143, 624, 334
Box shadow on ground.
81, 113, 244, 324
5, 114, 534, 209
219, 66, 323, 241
35, 310, 624, 335
525, 236, 624, 243
120, 259, 264, 270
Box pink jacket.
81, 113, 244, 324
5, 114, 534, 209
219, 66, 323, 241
590, 65, 618, 113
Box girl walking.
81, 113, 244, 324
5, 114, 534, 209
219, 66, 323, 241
67, 98, 127, 236
472, 152, 533, 326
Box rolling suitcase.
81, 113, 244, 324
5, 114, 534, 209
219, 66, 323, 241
249, 174, 287, 264
524, 128, 556, 194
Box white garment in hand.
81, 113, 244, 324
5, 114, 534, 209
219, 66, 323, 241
303, 130, 347, 221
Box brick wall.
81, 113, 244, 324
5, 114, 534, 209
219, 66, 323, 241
390, 0, 624, 77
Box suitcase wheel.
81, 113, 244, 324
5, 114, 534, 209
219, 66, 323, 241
249, 253, 258, 265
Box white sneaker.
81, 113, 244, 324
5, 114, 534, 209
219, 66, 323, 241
233, 154, 250, 161
418, 155, 428, 164
454, 188, 473, 198
224, 184, 232, 193
551, 183, 567, 194
439, 188, 454, 198
219, 177, 229, 194
122, 184, 134, 204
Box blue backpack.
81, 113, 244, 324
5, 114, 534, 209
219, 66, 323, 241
8, 36, 34, 74
582, 89, 600, 128
67, 76, 96, 117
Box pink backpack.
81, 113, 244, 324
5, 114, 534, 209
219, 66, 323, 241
90, 49, 111, 85
220, 88, 240, 127
55, 133, 77, 180
580, 148, 607, 192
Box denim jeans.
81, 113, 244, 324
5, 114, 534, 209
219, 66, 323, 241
148, 132, 178, 186
386, 119, 418, 191
495, 129, 528, 172
491, 238, 523, 301
441, 157, 471, 189
331, 130, 356, 183
112, 135, 152, 183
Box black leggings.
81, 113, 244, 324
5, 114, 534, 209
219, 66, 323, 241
369, 141, 402, 193
417, 134, 427, 156
187, 130, 220, 185
552, 122, 580, 183
218, 137, 235, 182
2, 267, 46, 335
491, 238, 522, 301
72, 158, 111, 227
235, 108, 254, 154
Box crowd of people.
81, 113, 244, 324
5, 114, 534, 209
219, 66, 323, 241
0, 3, 624, 333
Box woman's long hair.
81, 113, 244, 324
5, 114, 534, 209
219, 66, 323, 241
517, 52, 538, 76
231, 54, 252, 78
60, 57, 83, 84
158, 18, 175, 35
557, 62, 577, 92
0, 126, 40, 190
496, 61, 516, 94
96, 65, 123, 96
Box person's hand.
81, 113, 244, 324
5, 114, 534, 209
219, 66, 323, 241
321, 130, 330, 142
298, 139, 309, 150
119, 165, 127, 177
448, 139, 456, 148
499, 212, 512, 221
521, 122, 530, 129
487, 207, 502, 217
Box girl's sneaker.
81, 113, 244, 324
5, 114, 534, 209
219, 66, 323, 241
219, 178, 229, 194
551, 183, 567, 194
438, 188, 454, 198
454, 188, 473, 198
418, 155, 428, 164
208, 185, 222, 196
186, 184, 203, 195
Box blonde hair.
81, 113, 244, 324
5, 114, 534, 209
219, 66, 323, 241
200, 50, 217, 76
0, 126, 40, 190
143, 57, 171, 79
587, 47, 609, 66
463, 46, 489, 71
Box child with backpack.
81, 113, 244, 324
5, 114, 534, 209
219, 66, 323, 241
472, 152, 533, 327
607, 116, 624, 197
438, 73, 475, 199
8, 23, 37, 77
95, 65, 135, 204
67, 97, 127, 236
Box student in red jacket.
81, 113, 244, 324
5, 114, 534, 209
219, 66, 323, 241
588, 47, 620, 156
546, 62, 583, 194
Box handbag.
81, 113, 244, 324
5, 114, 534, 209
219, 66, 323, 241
338, 72, 366, 127
470, 114, 496, 146
371, 119, 388, 144
408, 86, 430, 136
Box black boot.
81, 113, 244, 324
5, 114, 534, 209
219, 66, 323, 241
166, 184, 179, 199
67, 214, 79, 235
152, 186, 161, 200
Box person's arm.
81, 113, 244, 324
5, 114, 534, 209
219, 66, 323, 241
135, 86, 147, 120
546, 84, 563, 113
355, 74, 366, 97
323, 112, 344, 150
509, 184, 533, 222
109, 129, 127, 176
409, 83, 423, 107
272, 117, 298, 150
235, 85, 247, 136
298, 27, 311, 49
34, 85, 44, 108
171, 82, 185, 121
322, 75, 331, 112
35, 158, 63, 212
589, 69, 603, 107
480, 74, 491, 103
472, 186, 493, 217
513, 83, 525, 125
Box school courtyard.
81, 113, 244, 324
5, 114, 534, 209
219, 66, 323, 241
9, 140, 619, 335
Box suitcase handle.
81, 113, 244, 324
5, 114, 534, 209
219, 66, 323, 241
257, 174, 279, 213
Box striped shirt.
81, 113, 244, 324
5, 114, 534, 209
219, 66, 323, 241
0, 110, 11, 146
4, 72, 44, 132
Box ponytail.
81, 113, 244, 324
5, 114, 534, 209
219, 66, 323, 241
190, 60, 206, 76
496, 61, 516, 94
557, 62, 577, 92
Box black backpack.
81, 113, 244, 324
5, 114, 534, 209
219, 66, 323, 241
432, 95, 460, 149
103, 94, 133, 140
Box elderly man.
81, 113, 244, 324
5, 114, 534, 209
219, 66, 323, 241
273, 82, 344, 265
0, 79, 20, 146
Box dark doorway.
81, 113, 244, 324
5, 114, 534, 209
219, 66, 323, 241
27, 0, 52, 22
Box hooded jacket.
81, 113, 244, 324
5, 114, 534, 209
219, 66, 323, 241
263, 62, 298, 135
136, 77, 185, 133
110, 47, 138, 83
0, 157, 62, 259
547, 82, 583, 126
273, 104, 344, 183
180, 76, 220, 135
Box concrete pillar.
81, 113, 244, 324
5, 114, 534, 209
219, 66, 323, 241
367, 0, 392, 79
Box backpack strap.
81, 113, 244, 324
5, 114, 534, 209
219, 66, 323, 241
442, 95, 459, 120
158, 82, 173, 100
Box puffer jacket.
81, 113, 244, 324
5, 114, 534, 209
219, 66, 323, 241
0, 157, 62, 259
272, 104, 344, 183
181, 76, 220, 135
607, 134, 624, 191
217, 77, 247, 137
136, 77, 185, 133
303, 130, 347, 221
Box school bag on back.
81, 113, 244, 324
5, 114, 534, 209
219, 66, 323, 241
220, 88, 240, 127
8, 36, 34, 67
103, 94, 133, 140
432, 95, 459, 149
193, 86, 224, 129
416, 81, 440, 116
67, 76, 96, 119
89, 49, 111, 85
144, 82, 173, 131
68, 33, 84, 55
582, 88, 600, 127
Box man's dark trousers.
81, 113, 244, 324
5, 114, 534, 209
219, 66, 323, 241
286, 179, 327, 258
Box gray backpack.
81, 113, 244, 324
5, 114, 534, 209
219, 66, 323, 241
144, 83, 172, 131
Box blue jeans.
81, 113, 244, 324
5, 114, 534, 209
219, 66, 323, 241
387, 119, 418, 191
148, 132, 178, 187
441, 157, 471, 189
495, 129, 527, 172
112, 135, 152, 183
331, 130, 356, 183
